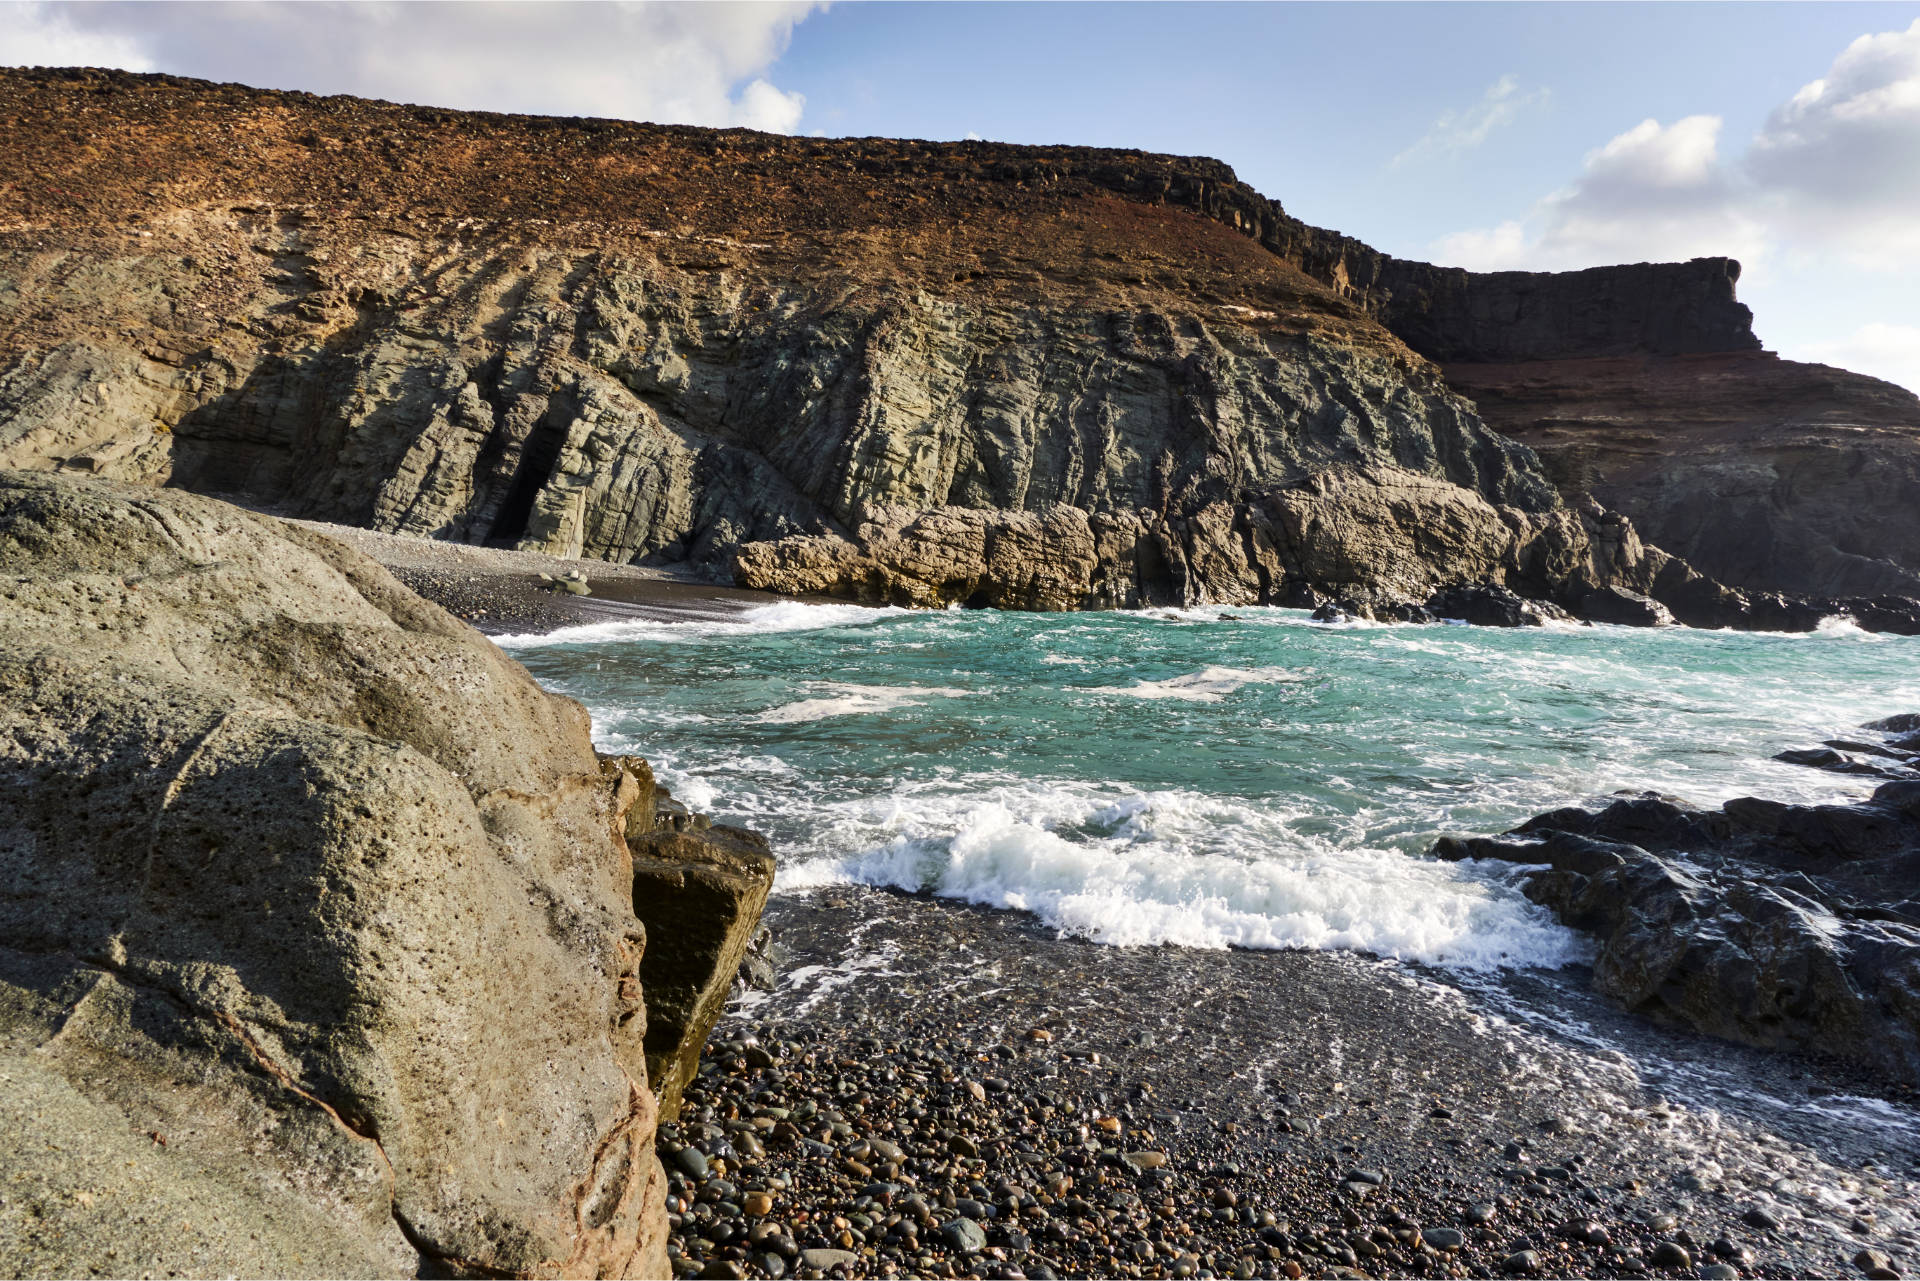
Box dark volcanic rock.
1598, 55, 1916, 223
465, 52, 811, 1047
1424, 582, 1561, 628
1577, 584, 1676, 627
1435, 721, 1920, 1084
1447, 353, 1920, 600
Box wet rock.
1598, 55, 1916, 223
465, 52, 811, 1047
1435, 769, 1920, 1084
1775, 747, 1920, 781
1424, 581, 1555, 627
629, 818, 777, 1118
1855, 1249, 1902, 1277
1578, 584, 1676, 627
1652, 1241, 1693, 1269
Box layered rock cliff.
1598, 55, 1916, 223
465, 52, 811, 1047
1447, 353, 1920, 598
0, 67, 1913, 619
0, 469, 767, 1277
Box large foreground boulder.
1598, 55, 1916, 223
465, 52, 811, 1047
0, 470, 677, 1277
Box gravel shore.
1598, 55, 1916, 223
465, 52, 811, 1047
315, 521, 1919, 1281
664, 891, 1918, 1281
288, 517, 786, 633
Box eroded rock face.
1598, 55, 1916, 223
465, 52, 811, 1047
731, 464, 1775, 628
1446, 353, 1920, 600
1435, 728, 1920, 1085
0, 470, 673, 1277
602, 759, 777, 1121
629, 822, 776, 1122
0, 68, 1913, 624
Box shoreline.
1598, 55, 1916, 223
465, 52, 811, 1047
328, 520, 1920, 1279
669, 887, 1917, 1280
286, 516, 799, 634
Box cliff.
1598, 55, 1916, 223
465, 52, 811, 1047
0, 67, 1912, 617
1448, 353, 1920, 598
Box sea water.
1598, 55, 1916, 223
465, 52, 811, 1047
501, 604, 1920, 974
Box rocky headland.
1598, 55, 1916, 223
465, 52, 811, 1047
2, 68, 1916, 631
0, 469, 770, 1276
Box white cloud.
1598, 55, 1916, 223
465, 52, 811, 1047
1748, 18, 1920, 261
0, 1, 156, 70
1393, 74, 1548, 166
1423, 20, 1920, 393
1803, 322, 1920, 397
0, 1, 820, 132
1430, 20, 1920, 275
1433, 115, 1766, 271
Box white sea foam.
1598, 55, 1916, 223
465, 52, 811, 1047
1084, 665, 1306, 702
756, 683, 971, 724
1812, 615, 1880, 639
779, 778, 1589, 970
494, 600, 904, 647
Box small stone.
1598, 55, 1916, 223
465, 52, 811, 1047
1652, 1241, 1693, 1269
1341, 1168, 1385, 1186
1094, 1116, 1122, 1134
1741, 1207, 1779, 1232
799, 1247, 857, 1270
1464, 1203, 1498, 1225
675, 1147, 709, 1180
1854, 1249, 1901, 1279
1424, 1227, 1464, 1251
1501, 1249, 1541, 1274
1122, 1150, 1167, 1172
942, 1217, 988, 1254
1700, 1267, 1740, 1280
744, 1192, 774, 1217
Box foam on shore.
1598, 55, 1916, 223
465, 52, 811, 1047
495, 599, 904, 647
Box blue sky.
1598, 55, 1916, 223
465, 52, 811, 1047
6, 1, 1919, 390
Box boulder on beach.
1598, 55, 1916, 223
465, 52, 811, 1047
1436, 736, 1920, 1085
0, 469, 687, 1276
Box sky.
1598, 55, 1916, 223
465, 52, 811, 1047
5, 1, 1919, 393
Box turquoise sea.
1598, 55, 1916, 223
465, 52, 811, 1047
502, 603, 1920, 973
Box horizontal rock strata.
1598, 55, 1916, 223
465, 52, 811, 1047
1448, 353, 1920, 599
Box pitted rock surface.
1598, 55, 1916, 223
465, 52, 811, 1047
0, 469, 673, 1278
